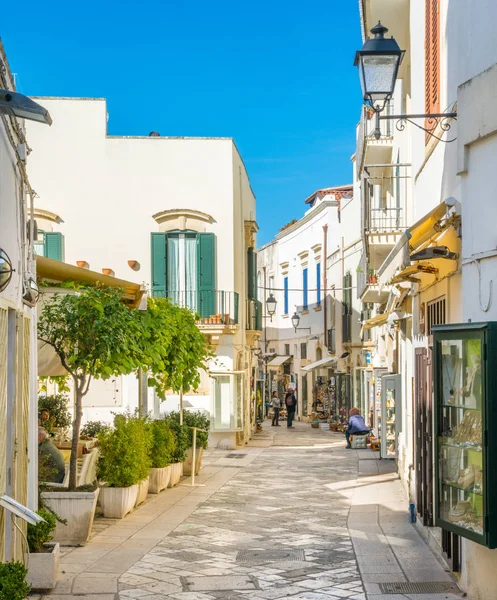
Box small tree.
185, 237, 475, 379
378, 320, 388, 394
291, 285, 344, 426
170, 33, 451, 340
38, 287, 140, 490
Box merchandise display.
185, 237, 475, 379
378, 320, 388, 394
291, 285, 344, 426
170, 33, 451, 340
380, 375, 401, 459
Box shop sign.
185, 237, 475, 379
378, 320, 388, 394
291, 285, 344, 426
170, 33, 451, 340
365, 351, 371, 365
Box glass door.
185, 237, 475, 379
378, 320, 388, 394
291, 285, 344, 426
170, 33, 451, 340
381, 374, 401, 459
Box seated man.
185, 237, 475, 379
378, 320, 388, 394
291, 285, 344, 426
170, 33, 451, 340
38, 426, 66, 483
345, 407, 369, 449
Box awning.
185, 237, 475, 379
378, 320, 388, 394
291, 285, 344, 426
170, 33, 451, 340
362, 312, 390, 330
301, 357, 336, 372
378, 199, 457, 288
390, 263, 439, 284
267, 356, 292, 368
37, 255, 145, 308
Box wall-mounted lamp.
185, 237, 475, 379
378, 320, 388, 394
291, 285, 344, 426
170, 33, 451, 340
291, 311, 312, 334
0, 248, 14, 293
266, 293, 277, 320
0, 89, 52, 125
23, 276, 40, 305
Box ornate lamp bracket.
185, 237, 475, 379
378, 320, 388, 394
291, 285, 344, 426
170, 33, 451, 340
377, 110, 458, 143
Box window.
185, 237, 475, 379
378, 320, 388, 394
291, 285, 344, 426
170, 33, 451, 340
284, 344, 290, 356
361, 303, 373, 342
283, 276, 289, 315
316, 347, 322, 361
268, 276, 274, 291
425, 0, 441, 143
316, 262, 321, 306
427, 296, 446, 335
211, 373, 244, 431
34, 231, 64, 261
151, 231, 215, 318
301, 343, 307, 359
327, 328, 336, 354
342, 272, 352, 343
247, 248, 257, 300
303, 268, 308, 310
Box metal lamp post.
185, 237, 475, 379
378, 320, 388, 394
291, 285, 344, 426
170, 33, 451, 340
291, 311, 311, 334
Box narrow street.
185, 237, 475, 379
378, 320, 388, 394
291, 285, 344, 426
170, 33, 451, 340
33, 424, 465, 600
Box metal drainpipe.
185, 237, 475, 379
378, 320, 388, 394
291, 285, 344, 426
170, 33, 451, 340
323, 225, 328, 344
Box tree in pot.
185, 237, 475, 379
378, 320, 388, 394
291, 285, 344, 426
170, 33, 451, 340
168, 411, 210, 476
163, 416, 190, 486
27, 508, 60, 591
148, 418, 176, 493
97, 412, 152, 517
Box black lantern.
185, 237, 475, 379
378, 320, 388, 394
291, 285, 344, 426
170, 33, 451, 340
291, 312, 300, 332
354, 22, 404, 110
0, 249, 14, 293
266, 293, 277, 319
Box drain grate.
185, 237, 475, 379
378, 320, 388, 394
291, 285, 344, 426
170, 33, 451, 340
380, 581, 460, 594
226, 453, 247, 459
236, 549, 305, 563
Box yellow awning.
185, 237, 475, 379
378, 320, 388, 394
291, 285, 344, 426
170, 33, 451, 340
36, 256, 145, 308
407, 203, 449, 252
390, 263, 439, 284
362, 312, 390, 330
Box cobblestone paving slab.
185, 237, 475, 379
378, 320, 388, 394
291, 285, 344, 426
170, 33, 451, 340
118, 434, 364, 599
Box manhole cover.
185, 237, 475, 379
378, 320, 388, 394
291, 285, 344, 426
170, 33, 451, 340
226, 453, 247, 459
236, 549, 305, 562
379, 582, 460, 594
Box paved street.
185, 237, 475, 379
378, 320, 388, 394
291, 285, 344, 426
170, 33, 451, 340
33, 423, 466, 600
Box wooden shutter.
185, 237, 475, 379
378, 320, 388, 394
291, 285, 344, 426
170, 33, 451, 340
284, 277, 289, 315
151, 232, 167, 298
425, 0, 441, 142
303, 268, 308, 309
247, 248, 258, 300
44, 232, 64, 261
197, 233, 216, 318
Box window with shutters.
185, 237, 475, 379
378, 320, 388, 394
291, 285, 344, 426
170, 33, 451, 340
283, 276, 289, 315
327, 328, 336, 354
301, 342, 307, 359
425, 0, 441, 143
342, 272, 352, 343
284, 344, 290, 356
247, 248, 258, 300
34, 231, 64, 261
427, 296, 446, 335
303, 268, 308, 310
316, 262, 321, 307
151, 231, 216, 318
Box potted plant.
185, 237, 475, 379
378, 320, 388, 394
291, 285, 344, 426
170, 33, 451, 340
80, 420, 110, 439
148, 418, 176, 493
169, 411, 210, 476
97, 412, 152, 518
0, 562, 31, 600
26, 508, 60, 591
165, 418, 189, 486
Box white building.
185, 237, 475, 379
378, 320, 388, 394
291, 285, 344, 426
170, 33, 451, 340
257, 184, 371, 426
0, 43, 51, 561
26, 97, 261, 449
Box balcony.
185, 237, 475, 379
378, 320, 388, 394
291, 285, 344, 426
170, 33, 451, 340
356, 102, 394, 176
357, 252, 391, 304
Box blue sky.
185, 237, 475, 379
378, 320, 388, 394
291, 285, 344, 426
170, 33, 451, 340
2, 0, 362, 245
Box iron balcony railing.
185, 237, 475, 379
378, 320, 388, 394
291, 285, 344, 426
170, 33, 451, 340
362, 163, 411, 234
151, 289, 239, 325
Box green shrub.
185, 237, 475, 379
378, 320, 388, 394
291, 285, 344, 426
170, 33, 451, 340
168, 410, 210, 450
27, 508, 57, 553
97, 412, 152, 487
81, 420, 110, 438
148, 419, 177, 468
163, 414, 189, 462
38, 393, 72, 430
0, 561, 30, 600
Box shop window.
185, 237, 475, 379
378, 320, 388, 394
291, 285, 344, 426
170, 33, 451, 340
283, 276, 289, 315
284, 344, 290, 356
34, 231, 64, 261
316, 262, 321, 306
301, 343, 307, 359
427, 296, 446, 335
211, 373, 244, 431
303, 268, 308, 310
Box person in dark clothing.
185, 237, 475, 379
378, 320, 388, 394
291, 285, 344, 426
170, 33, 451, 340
271, 391, 281, 426
284, 389, 297, 429
345, 407, 369, 449
38, 426, 65, 483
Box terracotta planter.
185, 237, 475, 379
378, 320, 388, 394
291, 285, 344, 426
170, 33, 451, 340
168, 462, 182, 488
149, 466, 171, 494
27, 542, 60, 591
99, 484, 138, 518
41, 489, 99, 546
135, 478, 150, 507
183, 447, 204, 476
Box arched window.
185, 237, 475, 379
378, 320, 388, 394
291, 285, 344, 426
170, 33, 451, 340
316, 347, 322, 361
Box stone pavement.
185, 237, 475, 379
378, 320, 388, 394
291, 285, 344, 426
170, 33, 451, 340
31, 422, 468, 600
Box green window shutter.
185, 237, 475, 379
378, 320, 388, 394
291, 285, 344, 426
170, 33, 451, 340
151, 232, 167, 298
247, 248, 257, 300
44, 232, 64, 261
197, 233, 216, 318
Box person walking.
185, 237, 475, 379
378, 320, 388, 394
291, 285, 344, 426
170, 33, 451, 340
285, 389, 297, 429
271, 391, 281, 426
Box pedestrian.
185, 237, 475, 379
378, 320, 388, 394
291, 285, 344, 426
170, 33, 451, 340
345, 407, 369, 449
284, 389, 297, 429
38, 426, 66, 483
271, 391, 281, 426
264, 396, 271, 418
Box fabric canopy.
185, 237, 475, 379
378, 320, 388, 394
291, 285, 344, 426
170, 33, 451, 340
267, 356, 292, 368
362, 312, 390, 330
301, 357, 336, 372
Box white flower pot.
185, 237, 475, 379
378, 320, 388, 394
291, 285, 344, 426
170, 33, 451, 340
135, 478, 150, 507
149, 466, 171, 494
27, 542, 60, 591
183, 447, 204, 476
168, 462, 182, 487
99, 484, 138, 518
41, 489, 99, 546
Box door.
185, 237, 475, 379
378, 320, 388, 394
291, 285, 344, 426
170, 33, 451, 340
381, 374, 402, 459
415, 348, 434, 526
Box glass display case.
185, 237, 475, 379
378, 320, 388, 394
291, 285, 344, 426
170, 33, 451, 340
433, 323, 497, 548
380, 374, 401, 459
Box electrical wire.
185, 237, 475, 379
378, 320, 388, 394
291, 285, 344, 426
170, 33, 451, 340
258, 285, 357, 292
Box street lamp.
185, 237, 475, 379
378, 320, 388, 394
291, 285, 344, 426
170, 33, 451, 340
291, 311, 311, 334
354, 22, 457, 142
0, 90, 52, 125
266, 293, 277, 320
